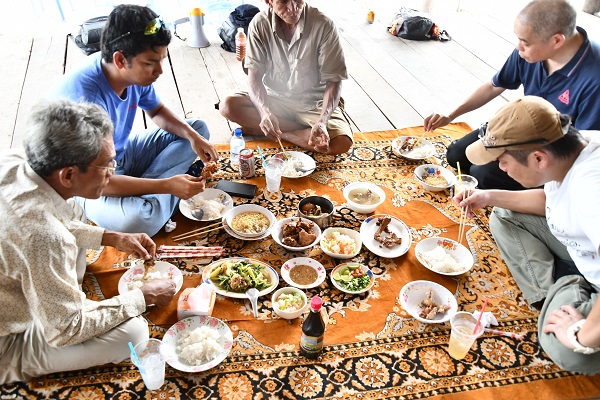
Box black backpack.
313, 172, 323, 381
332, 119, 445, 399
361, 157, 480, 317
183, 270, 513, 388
71, 16, 108, 55
217, 4, 260, 52
388, 7, 450, 42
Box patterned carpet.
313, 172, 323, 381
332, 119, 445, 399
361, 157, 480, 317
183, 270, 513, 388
2, 124, 599, 399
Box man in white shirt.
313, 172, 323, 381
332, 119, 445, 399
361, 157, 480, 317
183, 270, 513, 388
455, 96, 600, 374
0, 99, 176, 384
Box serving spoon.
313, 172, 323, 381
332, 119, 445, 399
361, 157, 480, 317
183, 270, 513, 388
246, 288, 259, 318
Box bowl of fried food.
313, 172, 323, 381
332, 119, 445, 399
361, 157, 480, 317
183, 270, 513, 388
223, 204, 276, 238
414, 164, 456, 192
343, 182, 386, 214
271, 217, 321, 252
297, 195, 334, 229
399, 280, 458, 324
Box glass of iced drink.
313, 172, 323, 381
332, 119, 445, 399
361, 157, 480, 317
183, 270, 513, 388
447, 312, 484, 360
454, 174, 478, 194
265, 157, 284, 194
131, 338, 166, 390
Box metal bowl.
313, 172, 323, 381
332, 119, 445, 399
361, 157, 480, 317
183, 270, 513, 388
297, 195, 334, 229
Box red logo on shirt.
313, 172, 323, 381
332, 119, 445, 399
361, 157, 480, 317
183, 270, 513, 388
558, 90, 570, 105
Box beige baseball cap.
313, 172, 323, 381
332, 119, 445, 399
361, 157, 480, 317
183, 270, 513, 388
466, 96, 567, 165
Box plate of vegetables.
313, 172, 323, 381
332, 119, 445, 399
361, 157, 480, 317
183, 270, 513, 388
202, 258, 279, 299
330, 263, 374, 294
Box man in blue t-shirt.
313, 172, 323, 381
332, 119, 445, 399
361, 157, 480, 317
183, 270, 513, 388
423, 0, 600, 190
52, 4, 218, 236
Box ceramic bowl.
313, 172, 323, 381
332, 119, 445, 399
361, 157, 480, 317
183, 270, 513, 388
280, 257, 326, 289
271, 217, 322, 252
343, 182, 386, 214
223, 204, 276, 238
399, 280, 458, 324
414, 237, 474, 276
330, 263, 375, 294
413, 164, 456, 192
297, 195, 335, 229
320, 227, 362, 259
271, 287, 308, 319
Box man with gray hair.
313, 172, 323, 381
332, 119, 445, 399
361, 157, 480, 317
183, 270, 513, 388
0, 99, 176, 384
455, 96, 600, 374
424, 0, 600, 190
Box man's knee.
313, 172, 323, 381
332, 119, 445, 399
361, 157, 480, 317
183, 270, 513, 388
219, 96, 236, 120
446, 140, 467, 168
187, 119, 210, 140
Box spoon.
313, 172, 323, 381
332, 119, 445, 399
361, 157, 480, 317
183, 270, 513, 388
191, 208, 204, 220
246, 288, 259, 318
295, 165, 316, 173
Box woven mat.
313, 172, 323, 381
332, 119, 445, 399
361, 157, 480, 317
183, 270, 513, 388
3, 124, 599, 399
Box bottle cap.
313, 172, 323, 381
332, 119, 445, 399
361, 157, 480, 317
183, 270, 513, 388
310, 296, 322, 311
237, 27, 244, 33
234, 128, 242, 136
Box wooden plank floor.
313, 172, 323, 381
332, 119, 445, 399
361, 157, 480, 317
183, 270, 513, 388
1, 0, 599, 150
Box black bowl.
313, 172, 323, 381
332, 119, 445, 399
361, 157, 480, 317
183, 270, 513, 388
297, 196, 334, 229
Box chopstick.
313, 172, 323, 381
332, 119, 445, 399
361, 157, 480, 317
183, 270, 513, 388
484, 328, 525, 340
457, 190, 471, 244
276, 136, 288, 159
157, 245, 225, 258
171, 221, 223, 241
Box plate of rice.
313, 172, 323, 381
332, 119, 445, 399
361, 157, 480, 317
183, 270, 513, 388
275, 151, 316, 178
414, 237, 474, 276
180, 188, 233, 222
118, 260, 183, 295
162, 315, 233, 372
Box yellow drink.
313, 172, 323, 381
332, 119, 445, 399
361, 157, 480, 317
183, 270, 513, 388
447, 312, 483, 360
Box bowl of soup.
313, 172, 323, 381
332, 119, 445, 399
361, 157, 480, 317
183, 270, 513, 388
343, 182, 386, 214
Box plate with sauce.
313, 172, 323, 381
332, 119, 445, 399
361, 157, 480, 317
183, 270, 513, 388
280, 257, 326, 289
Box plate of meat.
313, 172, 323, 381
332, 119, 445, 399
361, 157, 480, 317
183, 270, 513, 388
271, 217, 321, 251
360, 214, 412, 258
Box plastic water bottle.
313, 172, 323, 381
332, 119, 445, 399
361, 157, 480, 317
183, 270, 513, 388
230, 128, 245, 165
235, 27, 247, 61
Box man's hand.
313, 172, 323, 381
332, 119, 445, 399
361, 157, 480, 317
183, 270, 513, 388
543, 305, 585, 349
102, 231, 156, 260
308, 122, 330, 153
190, 135, 219, 163
139, 279, 177, 307
424, 113, 452, 132
452, 189, 490, 218
259, 111, 283, 140
166, 174, 206, 199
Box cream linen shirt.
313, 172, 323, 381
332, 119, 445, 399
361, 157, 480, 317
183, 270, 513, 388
245, 4, 347, 111
0, 151, 146, 347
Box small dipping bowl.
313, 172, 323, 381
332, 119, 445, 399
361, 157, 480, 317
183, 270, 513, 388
298, 195, 334, 229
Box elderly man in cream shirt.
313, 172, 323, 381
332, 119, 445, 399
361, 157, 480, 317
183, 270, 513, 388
219, 0, 353, 155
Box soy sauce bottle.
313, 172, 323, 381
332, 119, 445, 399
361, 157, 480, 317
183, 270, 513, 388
300, 296, 325, 358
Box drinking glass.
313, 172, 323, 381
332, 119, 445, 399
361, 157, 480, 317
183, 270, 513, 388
265, 157, 284, 194
131, 338, 166, 390
447, 312, 484, 360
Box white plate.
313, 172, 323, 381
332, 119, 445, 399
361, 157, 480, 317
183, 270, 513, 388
162, 316, 233, 372
391, 136, 436, 160
399, 280, 458, 324
414, 237, 474, 276
330, 263, 375, 294
118, 261, 183, 295
276, 151, 317, 178
201, 258, 279, 299
271, 217, 322, 251
280, 257, 327, 289
360, 214, 412, 258
222, 204, 276, 238
179, 188, 233, 222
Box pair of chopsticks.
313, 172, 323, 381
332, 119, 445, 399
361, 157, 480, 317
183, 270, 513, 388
456, 162, 471, 244
171, 221, 223, 241
156, 245, 225, 258
276, 136, 288, 159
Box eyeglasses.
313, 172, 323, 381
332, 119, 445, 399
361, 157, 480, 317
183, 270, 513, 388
478, 122, 549, 149
91, 159, 117, 174
108, 17, 165, 45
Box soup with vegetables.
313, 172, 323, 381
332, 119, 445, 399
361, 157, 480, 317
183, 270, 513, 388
289, 265, 318, 286
348, 188, 380, 205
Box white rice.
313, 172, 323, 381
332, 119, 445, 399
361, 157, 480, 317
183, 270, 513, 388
188, 197, 226, 220
421, 246, 465, 273
176, 326, 223, 366
405, 146, 431, 159
282, 156, 305, 178
127, 270, 171, 291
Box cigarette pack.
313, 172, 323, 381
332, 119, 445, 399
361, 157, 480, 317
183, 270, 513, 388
177, 283, 216, 320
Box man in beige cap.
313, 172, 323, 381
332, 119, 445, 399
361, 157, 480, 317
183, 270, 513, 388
455, 96, 600, 374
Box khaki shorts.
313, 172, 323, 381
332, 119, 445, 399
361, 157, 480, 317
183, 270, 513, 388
238, 92, 353, 142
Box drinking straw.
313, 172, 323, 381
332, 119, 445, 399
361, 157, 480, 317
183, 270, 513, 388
473, 298, 489, 334
128, 341, 145, 374
257, 145, 267, 168
457, 162, 463, 183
